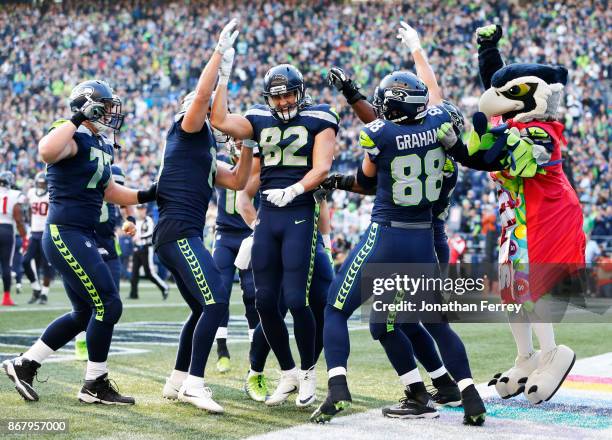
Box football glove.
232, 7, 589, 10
71, 99, 106, 126
215, 18, 239, 54
263, 183, 304, 207
476, 24, 502, 48
321, 174, 355, 192
467, 112, 509, 163
397, 21, 421, 53
218, 48, 235, 85
437, 122, 458, 150
235, 234, 253, 270
327, 67, 365, 105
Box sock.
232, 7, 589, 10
248, 368, 263, 377
22, 339, 54, 364
85, 361, 108, 380
169, 369, 188, 385
248, 328, 255, 342
432, 372, 455, 389
282, 366, 298, 377
216, 337, 229, 358
183, 374, 204, 390
457, 378, 474, 392
509, 321, 534, 356
328, 366, 346, 378
399, 367, 422, 387
41, 286, 49, 296
428, 365, 448, 379
532, 322, 557, 353
215, 327, 228, 339
32, 281, 41, 291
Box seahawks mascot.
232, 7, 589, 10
438, 25, 584, 405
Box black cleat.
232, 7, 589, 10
430, 383, 462, 407
310, 375, 352, 423
27, 290, 41, 304
382, 388, 439, 419
38, 294, 48, 305
2, 357, 41, 401
77, 373, 135, 405
162, 288, 169, 301
461, 384, 486, 426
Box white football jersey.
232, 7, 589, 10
0, 187, 23, 228
27, 188, 49, 232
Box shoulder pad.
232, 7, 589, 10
244, 104, 271, 118
300, 104, 340, 125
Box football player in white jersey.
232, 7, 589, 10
23, 172, 53, 305
0, 171, 27, 306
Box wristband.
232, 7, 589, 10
137, 182, 157, 204
70, 112, 87, 128
356, 166, 377, 190
335, 174, 355, 191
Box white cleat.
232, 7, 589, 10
524, 345, 575, 404
265, 369, 298, 406
178, 384, 224, 413
162, 377, 182, 400
491, 351, 541, 399
296, 366, 316, 407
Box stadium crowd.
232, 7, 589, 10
0, 0, 609, 262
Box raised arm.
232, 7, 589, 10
327, 67, 377, 124
181, 19, 238, 133
214, 141, 254, 190
397, 22, 443, 105
476, 24, 504, 90
236, 156, 261, 228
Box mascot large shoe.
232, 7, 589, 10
489, 350, 541, 399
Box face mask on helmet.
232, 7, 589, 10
90, 96, 124, 133
265, 89, 302, 122
35, 174, 47, 196
213, 127, 231, 148
380, 87, 429, 123
0, 172, 14, 188
70, 81, 125, 134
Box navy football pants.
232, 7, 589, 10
41, 224, 122, 362
252, 204, 319, 370
23, 232, 54, 285
0, 225, 14, 293
156, 236, 228, 377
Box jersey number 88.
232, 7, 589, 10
391, 147, 445, 206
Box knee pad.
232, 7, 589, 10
369, 322, 391, 341
102, 296, 123, 324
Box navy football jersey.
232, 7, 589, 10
215, 155, 259, 233
46, 121, 114, 229
360, 105, 452, 223
245, 103, 339, 208
154, 117, 217, 246
432, 157, 458, 224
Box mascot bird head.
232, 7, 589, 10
479, 63, 568, 123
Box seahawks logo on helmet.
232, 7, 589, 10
69, 80, 124, 133
441, 100, 465, 135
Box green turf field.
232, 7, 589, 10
1, 282, 611, 440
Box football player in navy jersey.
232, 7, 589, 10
212, 139, 260, 374
234, 150, 334, 404
2, 79, 157, 405
311, 22, 485, 426
156, 19, 254, 414
211, 59, 338, 407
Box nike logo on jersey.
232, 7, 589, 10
294, 219, 306, 225
396, 129, 437, 150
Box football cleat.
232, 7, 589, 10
244, 372, 269, 402
524, 345, 575, 404
310, 375, 352, 423
162, 287, 169, 301
78, 373, 135, 405
38, 294, 48, 305
178, 384, 223, 413
15, 283, 22, 294
2, 292, 15, 306
28, 290, 41, 305
296, 366, 316, 407
461, 384, 486, 426
216, 356, 231, 374
382, 388, 439, 419
265, 369, 298, 406
2, 357, 41, 401
75, 340, 88, 361
489, 351, 541, 399
162, 377, 182, 400
430, 383, 462, 407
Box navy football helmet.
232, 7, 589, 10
69, 80, 124, 133
373, 71, 429, 123
262, 64, 305, 122
441, 100, 465, 135
0, 171, 14, 188
34, 171, 47, 196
